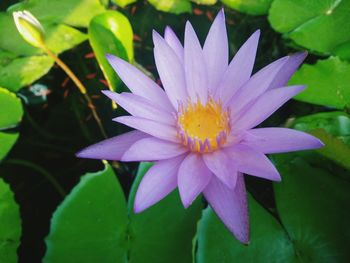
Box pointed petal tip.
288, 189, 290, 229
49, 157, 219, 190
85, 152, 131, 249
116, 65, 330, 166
105, 53, 114, 60
101, 89, 120, 103
152, 29, 162, 42
178, 184, 198, 209
105, 53, 124, 64
281, 55, 290, 63
180, 198, 192, 209
295, 50, 308, 58
75, 148, 94, 160
185, 20, 195, 33
178, 187, 199, 209
101, 89, 114, 96
242, 239, 250, 246
317, 139, 325, 148
75, 150, 84, 158
105, 54, 127, 70
289, 84, 306, 94
273, 173, 282, 182
225, 213, 250, 244
309, 137, 325, 149
164, 25, 172, 35
249, 29, 260, 42
112, 116, 121, 122
270, 166, 282, 182
288, 51, 308, 64
133, 202, 145, 214
217, 8, 225, 19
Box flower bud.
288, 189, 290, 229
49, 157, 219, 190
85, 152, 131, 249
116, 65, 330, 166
13, 10, 45, 48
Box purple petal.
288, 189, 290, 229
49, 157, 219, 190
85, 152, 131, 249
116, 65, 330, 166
76, 130, 149, 160
177, 153, 212, 208
113, 116, 178, 143
229, 56, 289, 117
122, 137, 187, 161
215, 30, 260, 105
242, 128, 324, 154
203, 9, 228, 93
203, 173, 249, 244
164, 26, 184, 63
184, 21, 208, 103
203, 150, 238, 189
234, 85, 305, 131
102, 90, 175, 126
153, 31, 188, 108
106, 54, 173, 112
268, 52, 308, 90
226, 144, 281, 181
134, 155, 186, 213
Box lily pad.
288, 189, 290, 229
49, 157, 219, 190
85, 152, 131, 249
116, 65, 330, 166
197, 195, 294, 263
128, 162, 203, 263
0, 178, 21, 263
0, 87, 23, 128
269, 0, 350, 57
221, 0, 272, 15
43, 164, 128, 263
191, 0, 217, 5
0, 133, 19, 161
293, 111, 350, 170
0, 87, 23, 159
88, 11, 134, 92
147, 0, 192, 14
111, 0, 137, 7
274, 153, 350, 262
0, 56, 54, 92
8, 0, 106, 27
290, 57, 350, 109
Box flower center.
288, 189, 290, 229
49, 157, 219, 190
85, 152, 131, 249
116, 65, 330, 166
177, 97, 230, 153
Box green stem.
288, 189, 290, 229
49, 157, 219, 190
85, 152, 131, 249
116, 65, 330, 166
42, 44, 108, 139
4, 159, 66, 197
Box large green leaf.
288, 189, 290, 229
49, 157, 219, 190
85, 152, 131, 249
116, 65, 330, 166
0, 87, 23, 128
0, 87, 23, 159
197, 151, 350, 262
147, 0, 192, 14
0, 55, 54, 92
293, 111, 350, 142
221, 0, 272, 15
191, 0, 217, 5
269, 0, 350, 58
0, 133, 19, 161
0, 50, 16, 67
43, 164, 128, 263
274, 153, 350, 262
0, 178, 21, 263
8, 0, 106, 27
128, 162, 203, 263
293, 111, 350, 170
197, 195, 294, 263
290, 57, 350, 109
111, 0, 137, 7
88, 11, 134, 92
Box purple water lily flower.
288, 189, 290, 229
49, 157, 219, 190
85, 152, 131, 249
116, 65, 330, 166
77, 10, 323, 243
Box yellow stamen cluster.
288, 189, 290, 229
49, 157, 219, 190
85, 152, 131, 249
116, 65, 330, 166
177, 97, 230, 153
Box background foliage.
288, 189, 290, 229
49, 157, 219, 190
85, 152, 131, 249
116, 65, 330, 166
0, 0, 349, 262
